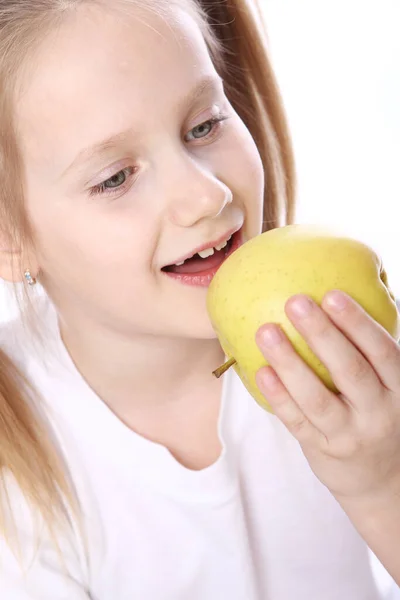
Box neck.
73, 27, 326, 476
59, 315, 225, 414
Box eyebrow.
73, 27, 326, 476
61, 75, 224, 180
179, 74, 224, 115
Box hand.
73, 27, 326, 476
255, 290, 400, 504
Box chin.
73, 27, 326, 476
178, 309, 219, 340
158, 293, 218, 340
192, 320, 219, 340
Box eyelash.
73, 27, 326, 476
184, 114, 229, 143
89, 114, 229, 198
89, 167, 135, 198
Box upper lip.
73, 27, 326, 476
162, 225, 241, 268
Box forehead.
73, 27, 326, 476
16, 3, 217, 169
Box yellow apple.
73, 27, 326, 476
207, 224, 399, 412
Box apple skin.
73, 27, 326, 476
207, 224, 400, 412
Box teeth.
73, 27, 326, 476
215, 240, 228, 251
173, 234, 233, 266
198, 247, 215, 259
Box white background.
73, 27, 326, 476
0, 0, 399, 319
0, 1, 398, 595
260, 0, 400, 294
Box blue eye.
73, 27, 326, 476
185, 115, 228, 142
190, 121, 213, 139
90, 167, 135, 197
104, 170, 128, 188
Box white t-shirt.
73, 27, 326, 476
0, 299, 398, 599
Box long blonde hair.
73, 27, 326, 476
0, 0, 296, 542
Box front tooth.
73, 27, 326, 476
198, 247, 215, 259
215, 240, 228, 251
175, 261, 185, 266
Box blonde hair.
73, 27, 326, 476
0, 0, 296, 544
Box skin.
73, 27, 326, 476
1, 0, 400, 584
256, 291, 400, 584
10, 3, 264, 465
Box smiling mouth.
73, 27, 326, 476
162, 230, 238, 276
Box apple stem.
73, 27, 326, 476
212, 357, 237, 379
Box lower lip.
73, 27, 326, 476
163, 229, 243, 288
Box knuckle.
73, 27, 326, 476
342, 303, 359, 323
357, 405, 395, 443
345, 356, 370, 383
380, 418, 396, 440
374, 339, 397, 364
312, 317, 332, 340
275, 344, 298, 370
348, 436, 364, 457
325, 434, 355, 458
369, 413, 396, 441
312, 394, 333, 419
289, 416, 309, 438
336, 433, 363, 458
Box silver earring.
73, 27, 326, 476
24, 270, 37, 286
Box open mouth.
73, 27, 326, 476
162, 233, 234, 275
161, 228, 242, 286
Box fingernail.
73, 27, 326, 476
260, 325, 284, 347
325, 290, 348, 311
290, 295, 313, 318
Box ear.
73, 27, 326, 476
0, 232, 39, 284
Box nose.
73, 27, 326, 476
165, 155, 233, 228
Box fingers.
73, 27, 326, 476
256, 322, 348, 437
321, 291, 400, 392
256, 366, 317, 443
284, 293, 385, 412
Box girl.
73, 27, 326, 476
0, 0, 399, 598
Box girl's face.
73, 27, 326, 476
17, 3, 264, 339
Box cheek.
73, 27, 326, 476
216, 120, 265, 232
27, 191, 154, 279
238, 121, 264, 185
221, 120, 264, 196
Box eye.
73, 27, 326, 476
185, 115, 228, 143
105, 170, 128, 188
190, 121, 214, 139
90, 167, 135, 197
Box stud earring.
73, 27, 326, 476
24, 270, 37, 286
